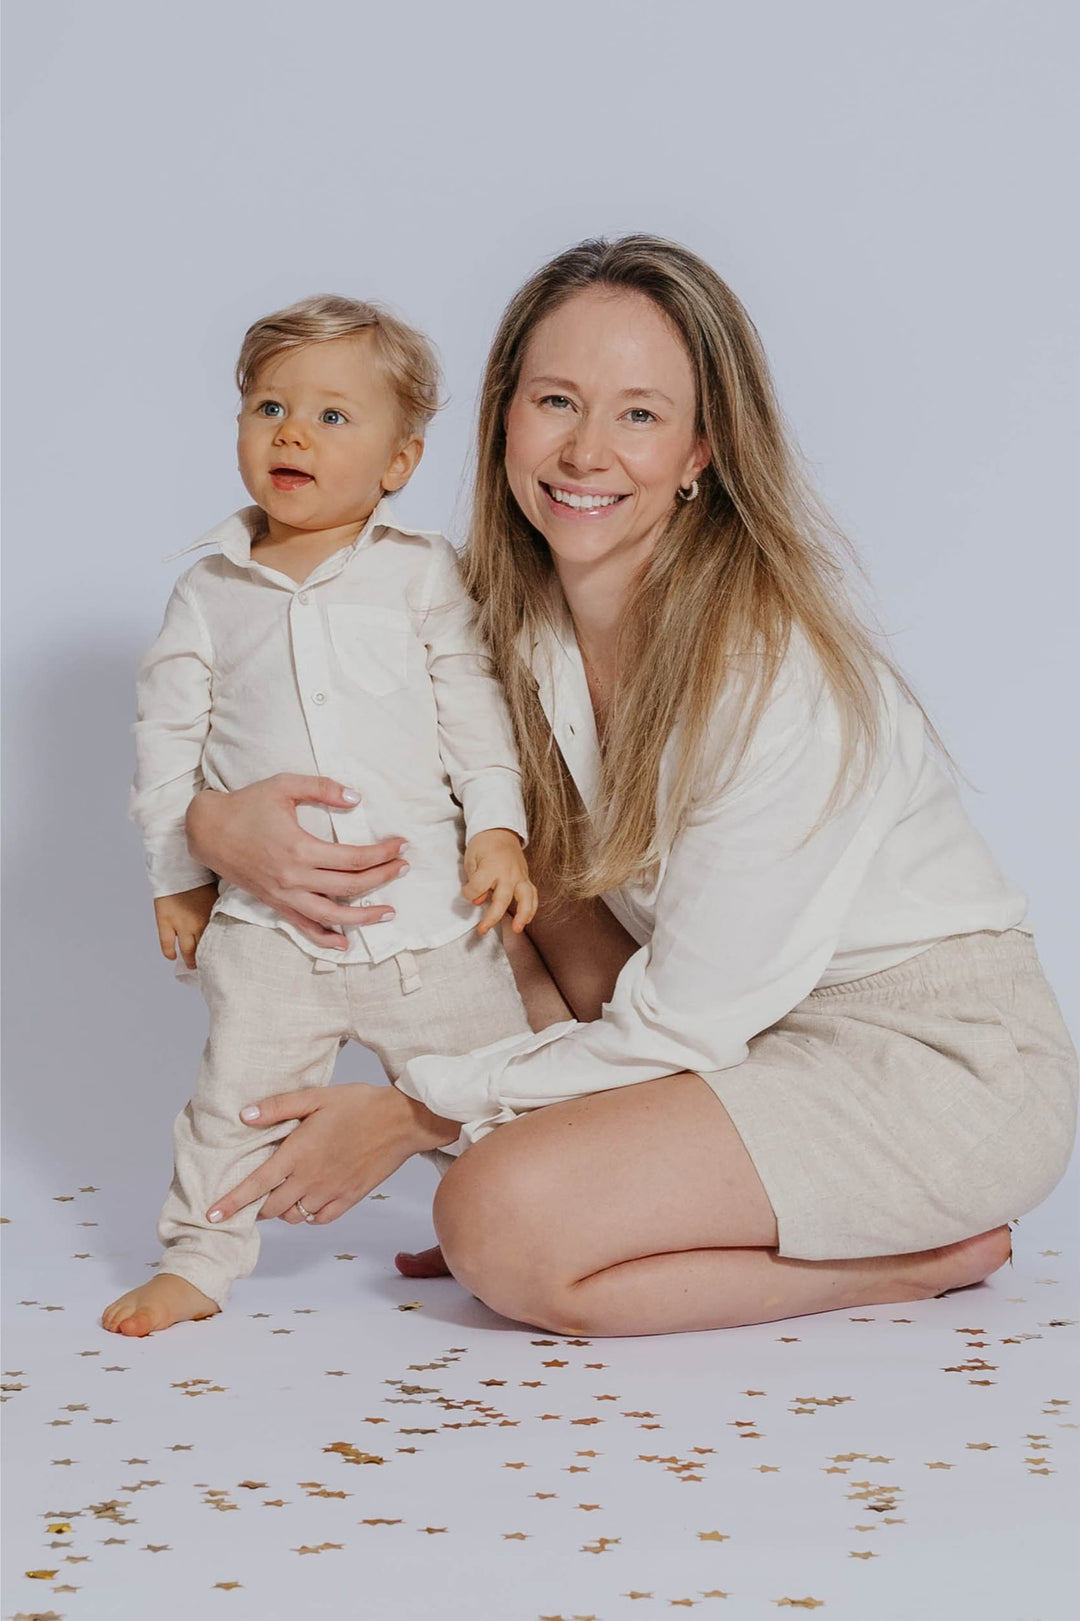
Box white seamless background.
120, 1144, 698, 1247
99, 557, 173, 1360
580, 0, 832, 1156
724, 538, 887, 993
2, 0, 1076, 1212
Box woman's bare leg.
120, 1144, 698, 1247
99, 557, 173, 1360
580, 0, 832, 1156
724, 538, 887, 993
430, 1070, 1012, 1337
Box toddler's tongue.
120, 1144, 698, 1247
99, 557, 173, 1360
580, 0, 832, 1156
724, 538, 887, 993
270, 469, 314, 491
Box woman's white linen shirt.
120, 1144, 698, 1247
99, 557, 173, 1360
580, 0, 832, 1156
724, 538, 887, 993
396, 621, 1030, 1152
129, 498, 527, 965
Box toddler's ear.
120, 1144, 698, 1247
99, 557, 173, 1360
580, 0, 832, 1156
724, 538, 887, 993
382, 434, 424, 493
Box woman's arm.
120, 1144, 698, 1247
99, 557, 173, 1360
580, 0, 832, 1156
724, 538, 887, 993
394, 651, 912, 1148
185, 776, 410, 949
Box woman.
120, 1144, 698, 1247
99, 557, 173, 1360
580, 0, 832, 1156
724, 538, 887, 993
187, 235, 1077, 1337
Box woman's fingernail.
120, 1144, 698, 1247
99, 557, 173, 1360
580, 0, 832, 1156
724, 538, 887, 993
377, 908, 395, 921
398, 862, 410, 874
341, 787, 361, 804
240, 1105, 260, 1122
208, 1209, 223, 1223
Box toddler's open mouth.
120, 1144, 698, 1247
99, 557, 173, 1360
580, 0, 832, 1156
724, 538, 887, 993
269, 466, 314, 491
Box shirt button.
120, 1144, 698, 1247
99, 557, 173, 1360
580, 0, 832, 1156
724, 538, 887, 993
312, 691, 327, 705
297, 590, 310, 605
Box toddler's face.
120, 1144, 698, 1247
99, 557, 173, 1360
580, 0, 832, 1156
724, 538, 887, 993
237, 335, 419, 532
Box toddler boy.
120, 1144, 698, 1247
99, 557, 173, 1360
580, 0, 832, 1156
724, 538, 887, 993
102, 295, 535, 1335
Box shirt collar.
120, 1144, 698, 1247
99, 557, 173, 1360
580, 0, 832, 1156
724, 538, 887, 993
162, 494, 441, 566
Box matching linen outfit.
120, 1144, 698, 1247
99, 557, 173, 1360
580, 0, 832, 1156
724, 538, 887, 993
395, 612, 1078, 1259
134, 497, 1078, 1294
131, 498, 532, 1305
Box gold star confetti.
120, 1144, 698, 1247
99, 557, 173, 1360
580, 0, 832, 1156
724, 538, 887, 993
774, 1602, 824, 1611
213, 1582, 242, 1590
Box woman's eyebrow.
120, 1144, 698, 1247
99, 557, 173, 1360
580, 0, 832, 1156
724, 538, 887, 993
526, 374, 675, 407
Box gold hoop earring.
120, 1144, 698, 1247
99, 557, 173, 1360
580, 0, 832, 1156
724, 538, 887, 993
676, 480, 699, 502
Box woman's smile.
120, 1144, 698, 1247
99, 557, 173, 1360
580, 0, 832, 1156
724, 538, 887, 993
539, 479, 631, 519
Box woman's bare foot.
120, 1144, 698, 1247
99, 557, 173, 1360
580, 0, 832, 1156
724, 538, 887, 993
102, 1274, 220, 1336
394, 1242, 451, 1278
927, 1225, 1013, 1296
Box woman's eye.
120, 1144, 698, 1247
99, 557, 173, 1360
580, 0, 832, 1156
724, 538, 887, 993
257, 401, 284, 418
320, 409, 347, 425
626, 407, 656, 424
540, 394, 573, 410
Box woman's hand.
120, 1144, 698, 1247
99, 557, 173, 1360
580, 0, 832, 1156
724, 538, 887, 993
185, 775, 408, 948
205, 1083, 461, 1227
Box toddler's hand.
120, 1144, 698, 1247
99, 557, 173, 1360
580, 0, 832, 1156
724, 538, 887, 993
461, 829, 538, 937
153, 882, 219, 970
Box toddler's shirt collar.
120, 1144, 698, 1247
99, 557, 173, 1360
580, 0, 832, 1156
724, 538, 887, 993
162, 495, 440, 565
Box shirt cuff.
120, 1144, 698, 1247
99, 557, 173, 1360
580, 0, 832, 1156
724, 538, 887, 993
459, 772, 529, 848
146, 854, 218, 899
395, 1017, 579, 1129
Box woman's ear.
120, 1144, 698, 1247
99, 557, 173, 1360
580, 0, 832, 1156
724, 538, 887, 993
381, 434, 425, 494
681, 434, 711, 490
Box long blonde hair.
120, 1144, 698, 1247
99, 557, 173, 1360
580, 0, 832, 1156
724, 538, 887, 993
465, 234, 937, 901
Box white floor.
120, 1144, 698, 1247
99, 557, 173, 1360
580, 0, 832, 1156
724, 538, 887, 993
2, 1153, 1076, 1621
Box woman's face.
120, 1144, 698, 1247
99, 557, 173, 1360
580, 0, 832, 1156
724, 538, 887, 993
504, 287, 709, 579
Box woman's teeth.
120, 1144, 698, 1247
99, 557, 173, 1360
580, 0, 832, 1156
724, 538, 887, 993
547, 485, 623, 510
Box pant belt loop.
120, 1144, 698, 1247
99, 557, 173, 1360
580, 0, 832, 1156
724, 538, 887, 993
395, 949, 421, 995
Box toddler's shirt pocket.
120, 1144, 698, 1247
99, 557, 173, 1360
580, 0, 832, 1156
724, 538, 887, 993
327, 605, 411, 696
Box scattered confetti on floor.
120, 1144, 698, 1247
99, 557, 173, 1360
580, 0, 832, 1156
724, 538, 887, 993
2, 1152, 1076, 1620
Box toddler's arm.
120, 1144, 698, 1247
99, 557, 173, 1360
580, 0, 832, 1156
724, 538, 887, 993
418, 537, 531, 862
130, 572, 217, 899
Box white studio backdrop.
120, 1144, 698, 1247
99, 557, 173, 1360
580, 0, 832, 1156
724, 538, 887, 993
2, 0, 1077, 1205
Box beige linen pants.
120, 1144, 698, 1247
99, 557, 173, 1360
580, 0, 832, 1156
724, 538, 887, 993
156, 913, 531, 1306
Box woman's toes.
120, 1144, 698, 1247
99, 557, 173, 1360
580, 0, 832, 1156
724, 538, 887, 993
394, 1244, 451, 1278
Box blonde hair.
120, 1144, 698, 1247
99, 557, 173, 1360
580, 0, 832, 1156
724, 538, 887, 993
235, 294, 442, 437
465, 234, 944, 901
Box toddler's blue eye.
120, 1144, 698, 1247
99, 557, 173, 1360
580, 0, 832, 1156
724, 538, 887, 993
257, 400, 285, 417
320, 409, 347, 425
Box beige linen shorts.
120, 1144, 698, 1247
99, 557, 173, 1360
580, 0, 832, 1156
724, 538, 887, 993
698, 928, 1078, 1261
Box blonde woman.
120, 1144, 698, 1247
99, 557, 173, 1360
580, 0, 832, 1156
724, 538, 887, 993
187, 236, 1077, 1337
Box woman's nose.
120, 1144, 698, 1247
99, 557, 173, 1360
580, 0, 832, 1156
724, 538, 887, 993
559, 417, 610, 474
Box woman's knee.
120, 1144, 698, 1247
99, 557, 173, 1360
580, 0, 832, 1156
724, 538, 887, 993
431, 1138, 568, 1322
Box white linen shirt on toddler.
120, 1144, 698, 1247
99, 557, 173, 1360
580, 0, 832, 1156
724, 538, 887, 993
130, 496, 527, 966
394, 613, 1031, 1155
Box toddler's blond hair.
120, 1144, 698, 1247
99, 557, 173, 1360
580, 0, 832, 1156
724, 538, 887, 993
236, 294, 442, 438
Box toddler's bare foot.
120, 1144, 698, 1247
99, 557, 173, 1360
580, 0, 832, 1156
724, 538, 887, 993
102, 1274, 220, 1337
394, 1242, 451, 1278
